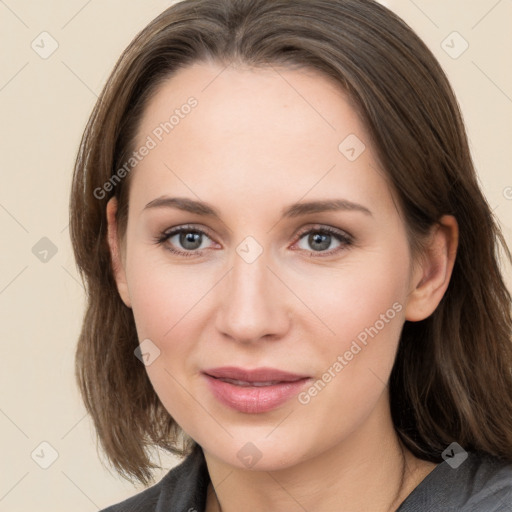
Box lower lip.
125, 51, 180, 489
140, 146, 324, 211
203, 374, 311, 414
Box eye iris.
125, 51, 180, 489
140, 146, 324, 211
180, 231, 201, 250
309, 232, 330, 251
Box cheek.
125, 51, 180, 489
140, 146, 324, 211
293, 250, 409, 352
124, 237, 209, 337
290, 245, 410, 421
293, 242, 409, 415
125, 257, 208, 421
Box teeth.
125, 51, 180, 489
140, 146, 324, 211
220, 378, 282, 387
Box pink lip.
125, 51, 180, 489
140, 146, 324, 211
202, 366, 312, 413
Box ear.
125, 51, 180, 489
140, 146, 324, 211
106, 197, 132, 308
405, 215, 459, 322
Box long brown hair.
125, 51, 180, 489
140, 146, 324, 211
69, 0, 512, 486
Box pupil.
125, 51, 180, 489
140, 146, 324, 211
181, 231, 201, 249
310, 233, 330, 251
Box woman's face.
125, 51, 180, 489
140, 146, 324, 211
110, 61, 423, 470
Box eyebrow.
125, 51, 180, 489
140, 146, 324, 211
143, 196, 373, 218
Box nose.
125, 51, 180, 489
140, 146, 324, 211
214, 247, 292, 344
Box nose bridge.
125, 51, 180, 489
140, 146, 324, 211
215, 241, 289, 342
231, 245, 269, 303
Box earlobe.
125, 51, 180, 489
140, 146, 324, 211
106, 197, 132, 308
405, 215, 459, 322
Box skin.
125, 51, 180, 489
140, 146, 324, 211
107, 61, 458, 512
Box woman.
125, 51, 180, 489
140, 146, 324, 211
69, 0, 512, 510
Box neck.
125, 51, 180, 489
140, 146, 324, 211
203, 394, 437, 512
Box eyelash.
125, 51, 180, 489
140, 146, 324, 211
154, 224, 353, 258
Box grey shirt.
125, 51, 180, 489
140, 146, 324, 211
101, 445, 512, 511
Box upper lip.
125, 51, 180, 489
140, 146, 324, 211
203, 366, 309, 382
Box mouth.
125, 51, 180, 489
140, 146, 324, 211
212, 378, 290, 387
202, 366, 312, 413
203, 366, 309, 383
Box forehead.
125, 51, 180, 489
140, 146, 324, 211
137, 61, 362, 148
129, 61, 394, 218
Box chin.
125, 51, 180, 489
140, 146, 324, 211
200, 431, 312, 472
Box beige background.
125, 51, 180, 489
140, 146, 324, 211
0, 1, 511, 511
